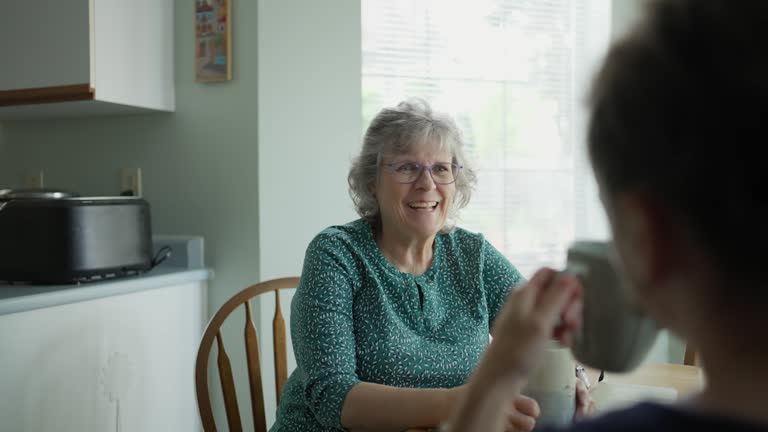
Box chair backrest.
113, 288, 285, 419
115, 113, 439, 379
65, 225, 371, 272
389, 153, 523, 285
195, 276, 301, 432
683, 344, 699, 366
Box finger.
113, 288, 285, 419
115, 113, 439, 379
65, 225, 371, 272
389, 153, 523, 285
562, 296, 583, 329
538, 275, 582, 329
507, 412, 536, 432
512, 395, 540, 418
492, 270, 556, 335
577, 400, 597, 419
575, 378, 587, 394
574, 379, 592, 418
576, 380, 588, 403
561, 276, 583, 323
515, 267, 558, 312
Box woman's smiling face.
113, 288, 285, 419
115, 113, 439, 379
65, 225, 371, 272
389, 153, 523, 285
374, 145, 456, 242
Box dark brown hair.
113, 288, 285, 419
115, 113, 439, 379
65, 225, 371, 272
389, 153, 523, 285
588, 0, 768, 283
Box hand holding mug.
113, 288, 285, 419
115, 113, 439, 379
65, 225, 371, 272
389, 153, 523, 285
488, 268, 583, 381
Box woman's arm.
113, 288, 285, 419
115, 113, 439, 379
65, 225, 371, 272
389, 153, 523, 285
479, 237, 525, 332
341, 382, 457, 431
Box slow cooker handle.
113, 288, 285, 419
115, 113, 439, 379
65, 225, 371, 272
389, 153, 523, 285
150, 246, 173, 270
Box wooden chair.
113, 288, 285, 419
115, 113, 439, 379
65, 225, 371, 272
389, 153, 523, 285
683, 344, 699, 366
195, 276, 301, 432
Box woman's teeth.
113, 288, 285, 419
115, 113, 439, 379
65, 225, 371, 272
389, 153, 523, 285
408, 201, 438, 210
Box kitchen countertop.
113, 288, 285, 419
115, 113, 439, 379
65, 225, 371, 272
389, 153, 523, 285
0, 235, 213, 316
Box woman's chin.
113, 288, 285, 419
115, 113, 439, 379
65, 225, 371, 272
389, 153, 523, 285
407, 218, 445, 238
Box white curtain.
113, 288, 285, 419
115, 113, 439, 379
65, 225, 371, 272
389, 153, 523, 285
363, 0, 613, 277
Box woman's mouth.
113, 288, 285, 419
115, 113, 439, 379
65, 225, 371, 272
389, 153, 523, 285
407, 201, 439, 211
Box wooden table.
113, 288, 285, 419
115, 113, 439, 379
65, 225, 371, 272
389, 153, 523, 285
407, 362, 704, 432
585, 361, 704, 396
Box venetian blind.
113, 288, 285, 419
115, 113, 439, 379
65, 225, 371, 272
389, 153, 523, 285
363, 0, 613, 276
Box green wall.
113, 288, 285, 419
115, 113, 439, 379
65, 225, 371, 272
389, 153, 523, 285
0, 3, 260, 313
0, 3, 261, 428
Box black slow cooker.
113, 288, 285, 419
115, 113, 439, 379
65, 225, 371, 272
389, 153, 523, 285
0, 189, 153, 284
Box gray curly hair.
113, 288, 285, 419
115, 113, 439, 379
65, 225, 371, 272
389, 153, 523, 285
348, 98, 477, 232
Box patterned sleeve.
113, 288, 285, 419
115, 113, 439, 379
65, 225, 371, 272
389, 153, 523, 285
480, 238, 525, 327
291, 232, 361, 429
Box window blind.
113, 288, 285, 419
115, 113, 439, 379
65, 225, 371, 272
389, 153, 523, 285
363, 0, 612, 276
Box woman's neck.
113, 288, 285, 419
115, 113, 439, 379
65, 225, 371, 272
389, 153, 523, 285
377, 228, 435, 276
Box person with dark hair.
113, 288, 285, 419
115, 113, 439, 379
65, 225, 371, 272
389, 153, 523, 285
447, 0, 768, 430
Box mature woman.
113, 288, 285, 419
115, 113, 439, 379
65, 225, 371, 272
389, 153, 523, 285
449, 0, 768, 431
271, 99, 589, 431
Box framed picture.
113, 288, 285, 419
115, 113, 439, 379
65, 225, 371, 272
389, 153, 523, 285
195, 0, 232, 82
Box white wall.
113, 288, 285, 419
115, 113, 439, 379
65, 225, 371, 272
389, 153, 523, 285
255, 0, 361, 428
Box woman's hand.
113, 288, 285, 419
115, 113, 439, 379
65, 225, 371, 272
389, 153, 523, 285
574, 379, 596, 419
444, 386, 541, 432
504, 394, 539, 432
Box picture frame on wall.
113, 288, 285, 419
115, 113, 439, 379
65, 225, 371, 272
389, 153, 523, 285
195, 0, 232, 82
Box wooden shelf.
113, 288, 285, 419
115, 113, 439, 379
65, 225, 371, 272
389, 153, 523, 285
0, 84, 94, 107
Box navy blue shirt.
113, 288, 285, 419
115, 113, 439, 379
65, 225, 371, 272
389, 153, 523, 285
540, 402, 768, 432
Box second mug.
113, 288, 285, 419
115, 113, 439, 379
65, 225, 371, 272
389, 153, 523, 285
563, 241, 659, 373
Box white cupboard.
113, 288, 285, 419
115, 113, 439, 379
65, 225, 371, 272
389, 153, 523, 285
0, 280, 206, 431
0, 0, 174, 119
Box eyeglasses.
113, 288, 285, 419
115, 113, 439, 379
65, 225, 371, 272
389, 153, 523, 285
382, 161, 463, 185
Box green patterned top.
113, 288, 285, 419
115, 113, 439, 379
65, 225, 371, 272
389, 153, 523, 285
270, 219, 523, 431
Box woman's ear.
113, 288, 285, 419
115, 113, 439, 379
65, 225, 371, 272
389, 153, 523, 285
611, 192, 676, 291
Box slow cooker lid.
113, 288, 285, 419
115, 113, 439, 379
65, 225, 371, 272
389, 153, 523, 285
0, 188, 80, 200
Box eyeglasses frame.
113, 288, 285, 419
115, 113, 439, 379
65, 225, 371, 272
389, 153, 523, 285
381, 161, 464, 185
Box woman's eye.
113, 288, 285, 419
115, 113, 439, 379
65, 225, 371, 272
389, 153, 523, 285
397, 163, 419, 173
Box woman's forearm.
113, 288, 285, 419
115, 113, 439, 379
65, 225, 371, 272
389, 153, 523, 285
340, 382, 452, 431
447, 344, 526, 432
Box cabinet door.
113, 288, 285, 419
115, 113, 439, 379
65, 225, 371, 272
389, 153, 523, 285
0, 0, 90, 90
0, 281, 206, 432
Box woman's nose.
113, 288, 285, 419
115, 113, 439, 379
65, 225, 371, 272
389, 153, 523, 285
414, 166, 437, 190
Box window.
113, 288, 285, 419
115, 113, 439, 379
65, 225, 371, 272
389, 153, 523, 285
363, 0, 612, 276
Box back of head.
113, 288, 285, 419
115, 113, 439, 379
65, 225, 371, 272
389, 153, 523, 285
588, 0, 768, 288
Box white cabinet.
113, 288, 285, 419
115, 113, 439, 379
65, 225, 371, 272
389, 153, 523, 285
0, 0, 174, 119
0, 281, 206, 431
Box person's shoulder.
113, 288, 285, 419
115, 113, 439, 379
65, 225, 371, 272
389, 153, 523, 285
441, 226, 504, 261
441, 225, 485, 248
551, 402, 768, 432
308, 219, 372, 252
532, 403, 672, 432
564, 403, 674, 432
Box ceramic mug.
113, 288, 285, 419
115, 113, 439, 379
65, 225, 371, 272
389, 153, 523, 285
522, 340, 576, 428
564, 241, 660, 373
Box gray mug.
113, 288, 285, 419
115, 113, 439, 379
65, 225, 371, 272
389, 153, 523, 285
564, 241, 659, 373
